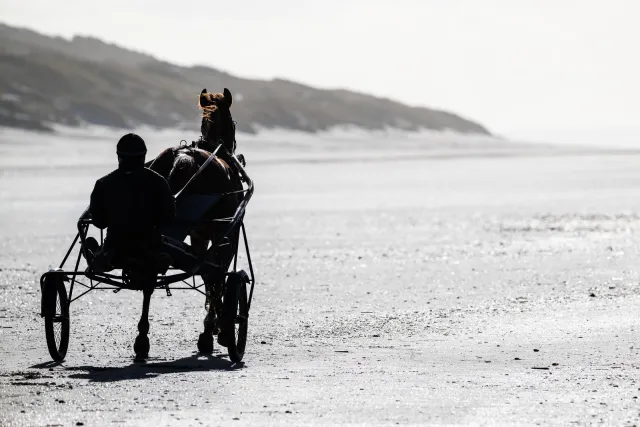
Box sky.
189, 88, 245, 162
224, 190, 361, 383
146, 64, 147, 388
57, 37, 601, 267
1, 0, 639, 140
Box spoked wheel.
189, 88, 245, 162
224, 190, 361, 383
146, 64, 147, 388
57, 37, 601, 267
221, 273, 248, 363
42, 274, 70, 361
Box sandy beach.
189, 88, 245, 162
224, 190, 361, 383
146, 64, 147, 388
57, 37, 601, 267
1, 129, 640, 425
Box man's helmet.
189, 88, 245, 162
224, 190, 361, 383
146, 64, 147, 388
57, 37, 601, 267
116, 133, 147, 156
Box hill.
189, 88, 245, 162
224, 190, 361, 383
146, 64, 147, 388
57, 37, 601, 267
0, 23, 491, 135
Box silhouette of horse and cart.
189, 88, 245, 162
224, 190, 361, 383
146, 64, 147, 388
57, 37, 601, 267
39, 88, 256, 363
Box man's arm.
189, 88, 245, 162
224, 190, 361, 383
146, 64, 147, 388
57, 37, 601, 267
89, 179, 108, 229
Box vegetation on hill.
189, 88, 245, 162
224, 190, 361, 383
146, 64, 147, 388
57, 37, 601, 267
0, 23, 490, 135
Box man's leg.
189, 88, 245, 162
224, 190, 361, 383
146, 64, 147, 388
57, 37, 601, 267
133, 268, 156, 359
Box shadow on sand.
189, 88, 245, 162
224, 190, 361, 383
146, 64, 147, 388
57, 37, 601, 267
30, 353, 243, 382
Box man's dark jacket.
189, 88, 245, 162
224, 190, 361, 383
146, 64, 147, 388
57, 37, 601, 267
89, 167, 175, 253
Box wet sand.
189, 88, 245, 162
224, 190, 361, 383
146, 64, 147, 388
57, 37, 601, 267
1, 130, 640, 425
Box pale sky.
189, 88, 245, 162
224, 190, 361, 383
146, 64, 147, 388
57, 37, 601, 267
2, 0, 639, 140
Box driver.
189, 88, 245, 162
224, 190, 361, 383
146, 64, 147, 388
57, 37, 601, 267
87, 133, 175, 276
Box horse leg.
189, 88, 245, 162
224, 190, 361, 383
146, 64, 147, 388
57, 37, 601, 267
134, 287, 154, 359
215, 227, 240, 347
193, 230, 216, 354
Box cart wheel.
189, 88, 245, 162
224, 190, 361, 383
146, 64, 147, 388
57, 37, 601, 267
221, 273, 248, 363
43, 274, 70, 361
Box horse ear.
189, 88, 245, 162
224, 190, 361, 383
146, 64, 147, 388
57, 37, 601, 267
223, 88, 232, 106
199, 89, 210, 107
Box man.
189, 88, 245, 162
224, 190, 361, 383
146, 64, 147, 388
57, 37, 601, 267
87, 133, 175, 277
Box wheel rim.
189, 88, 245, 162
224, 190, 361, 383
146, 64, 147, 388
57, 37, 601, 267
44, 278, 69, 361
234, 299, 241, 342
224, 275, 248, 360
53, 296, 63, 347
54, 324, 62, 348
234, 289, 247, 354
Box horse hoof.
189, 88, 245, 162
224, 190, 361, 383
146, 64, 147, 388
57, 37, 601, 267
134, 335, 150, 359
217, 331, 229, 348
197, 332, 213, 354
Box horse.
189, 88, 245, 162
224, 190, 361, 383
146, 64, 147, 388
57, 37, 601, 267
133, 88, 243, 358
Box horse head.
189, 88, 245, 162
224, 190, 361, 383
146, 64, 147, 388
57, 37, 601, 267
199, 88, 236, 154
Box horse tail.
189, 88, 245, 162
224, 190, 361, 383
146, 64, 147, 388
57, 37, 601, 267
167, 154, 197, 194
